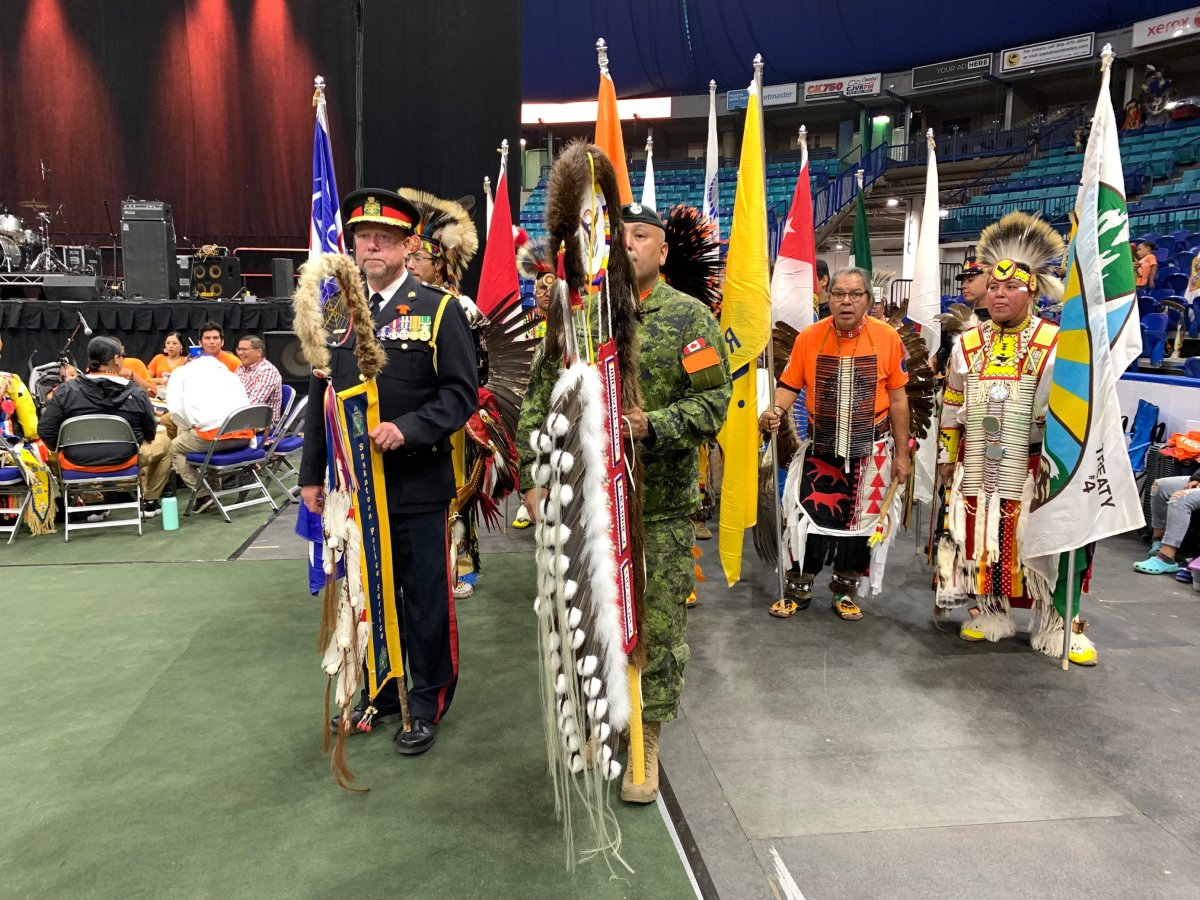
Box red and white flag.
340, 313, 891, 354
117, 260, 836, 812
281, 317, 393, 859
477, 142, 519, 318
770, 135, 817, 333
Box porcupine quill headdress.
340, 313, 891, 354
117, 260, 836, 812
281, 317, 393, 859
976, 211, 1066, 302
529, 139, 644, 871
661, 205, 721, 309
397, 188, 479, 288
292, 252, 389, 792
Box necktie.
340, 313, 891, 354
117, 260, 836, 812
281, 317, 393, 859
371, 293, 385, 315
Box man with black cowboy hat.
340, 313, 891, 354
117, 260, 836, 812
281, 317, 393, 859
299, 187, 478, 755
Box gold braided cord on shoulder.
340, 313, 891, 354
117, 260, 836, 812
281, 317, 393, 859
292, 253, 386, 378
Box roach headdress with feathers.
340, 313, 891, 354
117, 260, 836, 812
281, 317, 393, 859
397, 188, 479, 288
976, 211, 1066, 302
661, 205, 721, 309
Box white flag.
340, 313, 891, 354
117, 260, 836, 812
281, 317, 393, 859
1025, 45, 1144, 571
641, 136, 656, 211
704, 81, 720, 237
909, 130, 941, 503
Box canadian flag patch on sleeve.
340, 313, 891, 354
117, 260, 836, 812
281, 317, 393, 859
681, 337, 723, 390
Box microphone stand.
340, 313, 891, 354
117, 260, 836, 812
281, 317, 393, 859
103, 200, 119, 280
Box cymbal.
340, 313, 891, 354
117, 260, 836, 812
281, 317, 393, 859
19, 200, 49, 210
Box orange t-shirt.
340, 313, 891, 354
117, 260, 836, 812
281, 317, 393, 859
779, 316, 908, 421
1136, 255, 1156, 287
147, 354, 188, 378
207, 350, 240, 372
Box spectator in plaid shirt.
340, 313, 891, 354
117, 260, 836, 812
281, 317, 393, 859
234, 335, 282, 423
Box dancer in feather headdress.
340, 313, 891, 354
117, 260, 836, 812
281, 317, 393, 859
298, 188, 478, 783
516, 144, 730, 868
400, 187, 537, 596
760, 266, 912, 619
935, 211, 1097, 665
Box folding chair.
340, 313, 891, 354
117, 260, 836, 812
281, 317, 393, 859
278, 383, 296, 428
182, 404, 279, 522
0, 433, 34, 545
57, 415, 143, 542
262, 395, 307, 502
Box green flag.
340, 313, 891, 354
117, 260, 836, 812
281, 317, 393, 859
850, 184, 871, 271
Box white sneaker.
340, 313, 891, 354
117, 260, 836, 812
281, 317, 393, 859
453, 580, 475, 599
85, 509, 110, 523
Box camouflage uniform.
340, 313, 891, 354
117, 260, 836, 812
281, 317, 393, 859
518, 279, 730, 722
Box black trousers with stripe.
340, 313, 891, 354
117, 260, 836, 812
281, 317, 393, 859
358, 507, 460, 723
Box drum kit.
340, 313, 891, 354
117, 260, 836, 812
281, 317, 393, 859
0, 199, 68, 273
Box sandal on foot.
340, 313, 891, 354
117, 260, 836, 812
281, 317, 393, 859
1147, 540, 1163, 558
1133, 555, 1180, 575
769, 599, 799, 618
832, 596, 863, 620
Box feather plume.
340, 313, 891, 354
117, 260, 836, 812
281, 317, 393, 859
661, 205, 721, 308
936, 302, 978, 339
976, 211, 1066, 302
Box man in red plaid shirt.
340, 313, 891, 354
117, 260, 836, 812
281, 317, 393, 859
234, 335, 282, 423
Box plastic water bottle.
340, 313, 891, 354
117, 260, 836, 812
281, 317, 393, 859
161, 496, 179, 531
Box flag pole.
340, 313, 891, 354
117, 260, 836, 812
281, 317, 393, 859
483, 175, 493, 234
1061, 550, 1075, 670
761, 91, 791, 609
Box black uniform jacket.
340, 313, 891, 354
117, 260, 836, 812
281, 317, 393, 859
298, 272, 478, 512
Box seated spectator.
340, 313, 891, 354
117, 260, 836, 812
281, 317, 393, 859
118, 344, 157, 398
1135, 241, 1158, 291
0, 335, 56, 534
147, 331, 188, 390
1134, 471, 1200, 575
234, 335, 283, 423
165, 351, 251, 509
198, 321, 240, 373
37, 336, 172, 517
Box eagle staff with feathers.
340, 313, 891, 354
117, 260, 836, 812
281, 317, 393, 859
935, 211, 1097, 666
516, 142, 730, 869
296, 188, 479, 788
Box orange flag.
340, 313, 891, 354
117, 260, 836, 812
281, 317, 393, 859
595, 68, 632, 205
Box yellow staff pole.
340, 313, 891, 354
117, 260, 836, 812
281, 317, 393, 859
627, 664, 644, 784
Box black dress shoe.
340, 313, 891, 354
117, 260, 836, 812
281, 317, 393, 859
329, 701, 403, 735
393, 718, 438, 755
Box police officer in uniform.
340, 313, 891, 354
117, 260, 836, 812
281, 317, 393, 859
299, 188, 478, 755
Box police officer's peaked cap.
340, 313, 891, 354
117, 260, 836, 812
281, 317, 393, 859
342, 188, 419, 233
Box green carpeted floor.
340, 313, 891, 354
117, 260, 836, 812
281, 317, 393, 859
0, 493, 277, 566
1, 555, 693, 899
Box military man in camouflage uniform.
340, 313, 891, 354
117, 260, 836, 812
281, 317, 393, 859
518, 203, 730, 804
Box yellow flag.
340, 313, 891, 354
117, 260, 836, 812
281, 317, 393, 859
716, 80, 771, 586
595, 71, 633, 205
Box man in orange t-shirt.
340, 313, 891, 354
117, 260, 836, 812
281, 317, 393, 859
198, 321, 240, 372
761, 267, 910, 621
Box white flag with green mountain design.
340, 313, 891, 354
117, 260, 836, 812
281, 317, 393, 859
1024, 47, 1144, 603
